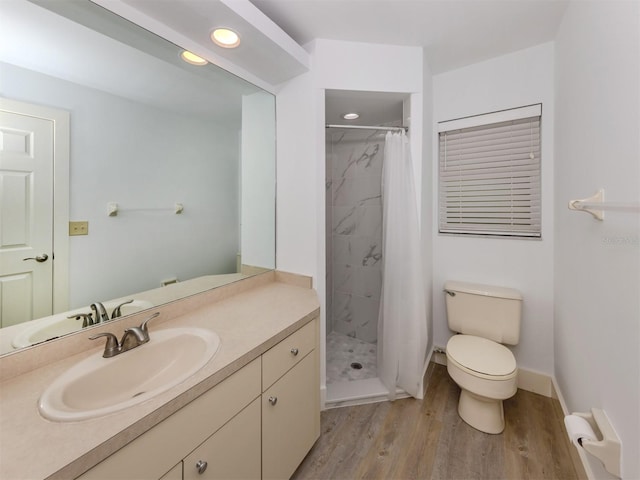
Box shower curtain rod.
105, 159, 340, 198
325, 124, 409, 132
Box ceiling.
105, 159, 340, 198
249, 0, 569, 74
4, 0, 570, 127
117, 0, 309, 85
251, 0, 569, 126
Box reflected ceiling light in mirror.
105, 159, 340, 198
180, 50, 208, 66
342, 113, 360, 120
211, 28, 240, 48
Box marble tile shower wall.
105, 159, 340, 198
326, 130, 384, 344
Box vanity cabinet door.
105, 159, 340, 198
184, 398, 261, 480
262, 351, 320, 480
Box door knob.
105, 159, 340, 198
268, 396, 278, 405
290, 347, 299, 356
23, 253, 48, 263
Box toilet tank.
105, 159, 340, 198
444, 281, 522, 345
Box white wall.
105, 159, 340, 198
277, 39, 425, 283
554, 2, 640, 478
2, 63, 240, 307
275, 71, 318, 278
422, 50, 434, 349
280, 48, 423, 288
276, 39, 425, 400
312, 40, 424, 203
312, 39, 422, 92
431, 43, 556, 375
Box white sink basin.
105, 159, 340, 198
12, 300, 154, 349
38, 327, 220, 422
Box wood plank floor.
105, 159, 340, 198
292, 363, 586, 480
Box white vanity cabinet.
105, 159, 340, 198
75, 317, 319, 480
262, 320, 320, 480
76, 357, 262, 480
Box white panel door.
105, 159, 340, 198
0, 109, 54, 327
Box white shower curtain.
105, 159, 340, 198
378, 131, 428, 400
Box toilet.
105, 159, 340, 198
444, 281, 522, 434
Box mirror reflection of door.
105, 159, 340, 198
0, 99, 68, 328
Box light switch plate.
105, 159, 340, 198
69, 221, 89, 236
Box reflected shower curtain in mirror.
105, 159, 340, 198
378, 131, 428, 400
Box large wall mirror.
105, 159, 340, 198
0, 0, 276, 355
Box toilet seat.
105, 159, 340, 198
446, 335, 517, 380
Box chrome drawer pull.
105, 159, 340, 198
268, 396, 278, 406
195, 460, 208, 474
290, 347, 299, 356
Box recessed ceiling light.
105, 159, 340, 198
180, 50, 208, 66
211, 28, 240, 48
343, 113, 360, 120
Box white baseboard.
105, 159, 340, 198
320, 384, 327, 411
517, 367, 554, 397
432, 350, 447, 366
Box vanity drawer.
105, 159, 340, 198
262, 319, 316, 391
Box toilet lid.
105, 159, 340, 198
446, 335, 516, 376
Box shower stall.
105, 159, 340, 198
325, 127, 384, 383
324, 90, 413, 405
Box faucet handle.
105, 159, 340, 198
89, 332, 120, 358
111, 299, 134, 319
121, 326, 149, 349
140, 312, 160, 334
68, 313, 94, 328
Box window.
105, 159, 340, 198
438, 104, 541, 238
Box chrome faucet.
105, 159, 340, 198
90, 302, 110, 323
69, 299, 137, 329
89, 312, 160, 358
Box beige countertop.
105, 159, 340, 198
0, 275, 319, 480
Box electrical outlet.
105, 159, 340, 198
69, 221, 89, 236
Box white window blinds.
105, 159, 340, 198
438, 105, 542, 237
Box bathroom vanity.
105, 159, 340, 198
0, 272, 320, 480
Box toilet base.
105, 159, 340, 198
458, 389, 505, 434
